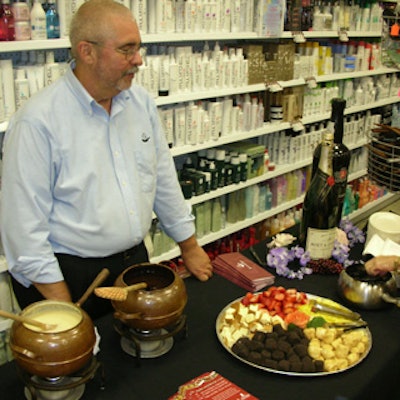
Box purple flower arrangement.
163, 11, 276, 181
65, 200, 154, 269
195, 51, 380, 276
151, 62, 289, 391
266, 219, 365, 279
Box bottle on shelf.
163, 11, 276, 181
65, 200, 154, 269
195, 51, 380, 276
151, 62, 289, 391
300, 131, 339, 259
30, 0, 47, 40
45, 0, 60, 39
0, 0, 15, 41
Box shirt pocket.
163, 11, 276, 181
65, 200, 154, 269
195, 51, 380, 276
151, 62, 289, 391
134, 148, 156, 193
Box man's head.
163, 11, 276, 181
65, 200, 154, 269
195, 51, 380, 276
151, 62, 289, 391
70, 0, 143, 100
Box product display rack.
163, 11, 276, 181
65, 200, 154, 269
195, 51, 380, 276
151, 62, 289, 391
0, 29, 398, 264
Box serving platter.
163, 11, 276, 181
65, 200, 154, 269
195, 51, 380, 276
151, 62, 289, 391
216, 290, 372, 377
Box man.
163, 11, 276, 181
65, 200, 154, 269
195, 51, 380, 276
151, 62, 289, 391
1, 0, 212, 319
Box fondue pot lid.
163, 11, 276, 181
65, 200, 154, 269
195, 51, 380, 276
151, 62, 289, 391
21, 301, 83, 333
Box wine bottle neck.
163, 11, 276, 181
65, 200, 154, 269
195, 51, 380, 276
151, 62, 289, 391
318, 135, 333, 176
333, 116, 344, 143
330, 98, 346, 144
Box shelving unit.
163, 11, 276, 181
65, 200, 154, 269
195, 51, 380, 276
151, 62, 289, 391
0, 28, 398, 264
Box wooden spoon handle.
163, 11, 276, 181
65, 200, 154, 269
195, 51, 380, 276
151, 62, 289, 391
126, 282, 148, 292
0, 309, 51, 331
76, 268, 110, 307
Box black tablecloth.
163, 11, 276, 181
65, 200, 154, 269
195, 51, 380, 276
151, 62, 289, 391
1, 242, 400, 400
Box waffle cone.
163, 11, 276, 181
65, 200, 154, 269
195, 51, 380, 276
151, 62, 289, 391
94, 287, 127, 301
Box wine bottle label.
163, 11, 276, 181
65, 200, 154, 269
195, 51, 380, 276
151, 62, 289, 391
306, 227, 336, 259
334, 167, 348, 183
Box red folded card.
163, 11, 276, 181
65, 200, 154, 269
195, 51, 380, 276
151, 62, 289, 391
212, 253, 275, 292
168, 371, 259, 400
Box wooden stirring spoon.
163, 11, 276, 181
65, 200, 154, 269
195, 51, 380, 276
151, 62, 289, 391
94, 282, 148, 301
0, 309, 56, 331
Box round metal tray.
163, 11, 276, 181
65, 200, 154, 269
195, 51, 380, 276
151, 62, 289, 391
216, 293, 372, 377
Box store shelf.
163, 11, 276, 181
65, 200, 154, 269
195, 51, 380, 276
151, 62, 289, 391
280, 30, 382, 40
170, 122, 291, 157
150, 195, 305, 263
155, 83, 266, 107
0, 38, 70, 52
302, 96, 400, 126
349, 192, 398, 225
315, 67, 400, 82
0, 30, 383, 54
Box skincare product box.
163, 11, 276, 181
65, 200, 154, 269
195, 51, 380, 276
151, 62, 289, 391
225, 141, 265, 179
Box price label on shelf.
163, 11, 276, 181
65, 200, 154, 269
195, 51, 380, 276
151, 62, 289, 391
292, 31, 306, 43
338, 29, 349, 42
268, 82, 283, 92
306, 77, 317, 89
291, 121, 304, 132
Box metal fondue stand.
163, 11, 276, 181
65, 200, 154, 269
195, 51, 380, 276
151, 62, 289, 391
18, 357, 104, 400
113, 314, 188, 364
110, 263, 189, 364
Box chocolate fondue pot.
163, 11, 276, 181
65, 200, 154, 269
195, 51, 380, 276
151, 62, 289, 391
112, 263, 187, 331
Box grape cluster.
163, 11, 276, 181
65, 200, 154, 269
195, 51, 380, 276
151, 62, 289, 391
307, 259, 344, 275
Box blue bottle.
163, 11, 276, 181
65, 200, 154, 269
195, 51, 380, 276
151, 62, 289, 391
46, 0, 60, 39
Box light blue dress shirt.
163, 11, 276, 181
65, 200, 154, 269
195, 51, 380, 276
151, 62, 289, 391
1, 62, 194, 287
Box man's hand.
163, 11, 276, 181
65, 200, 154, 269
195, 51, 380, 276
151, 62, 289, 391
178, 235, 213, 281
365, 255, 399, 276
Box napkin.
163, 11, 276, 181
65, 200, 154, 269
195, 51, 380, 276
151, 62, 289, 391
363, 234, 400, 257
212, 252, 275, 292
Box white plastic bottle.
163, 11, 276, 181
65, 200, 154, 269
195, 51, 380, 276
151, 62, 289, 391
31, 0, 47, 40
14, 68, 30, 109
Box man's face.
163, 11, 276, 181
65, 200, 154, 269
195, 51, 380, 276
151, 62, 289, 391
91, 16, 143, 96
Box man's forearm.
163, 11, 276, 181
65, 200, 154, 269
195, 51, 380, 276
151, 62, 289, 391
33, 281, 72, 302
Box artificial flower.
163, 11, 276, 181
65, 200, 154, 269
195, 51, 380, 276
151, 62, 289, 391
331, 241, 352, 267
339, 218, 365, 247
265, 219, 365, 278
266, 246, 312, 279
267, 233, 296, 248
335, 228, 349, 246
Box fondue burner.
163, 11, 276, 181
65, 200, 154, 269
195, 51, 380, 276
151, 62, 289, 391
17, 357, 104, 400
114, 314, 187, 363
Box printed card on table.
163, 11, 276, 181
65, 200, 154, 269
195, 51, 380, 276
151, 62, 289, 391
168, 371, 259, 400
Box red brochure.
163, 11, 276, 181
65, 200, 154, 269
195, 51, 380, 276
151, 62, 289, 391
212, 252, 275, 292
168, 371, 259, 400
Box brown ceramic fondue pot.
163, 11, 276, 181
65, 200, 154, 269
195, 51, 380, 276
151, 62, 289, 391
10, 301, 96, 378
112, 263, 187, 331
9, 268, 109, 378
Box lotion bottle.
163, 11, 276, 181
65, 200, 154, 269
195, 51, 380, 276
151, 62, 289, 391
30, 0, 47, 40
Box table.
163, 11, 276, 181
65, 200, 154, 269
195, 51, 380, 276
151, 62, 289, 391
1, 241, 400, 400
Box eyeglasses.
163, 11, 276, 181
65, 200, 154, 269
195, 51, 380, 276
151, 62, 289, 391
86, 40, 143, 61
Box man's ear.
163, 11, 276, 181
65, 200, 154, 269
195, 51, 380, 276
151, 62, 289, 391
76, 41, 97, 64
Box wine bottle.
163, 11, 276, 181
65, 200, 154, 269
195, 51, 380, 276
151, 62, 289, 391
300, 132, 339, 259
311, 98, 350, 224
330, 98, 351, 223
